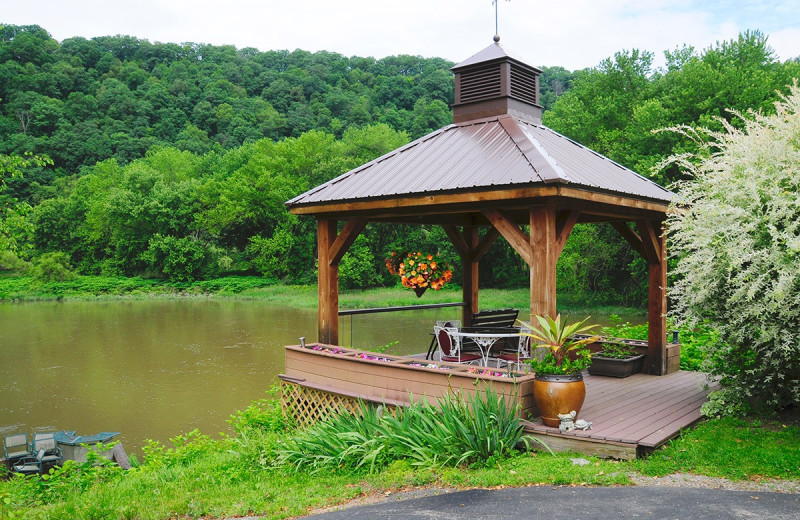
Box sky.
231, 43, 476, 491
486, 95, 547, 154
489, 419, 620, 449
3, 0, 799, 71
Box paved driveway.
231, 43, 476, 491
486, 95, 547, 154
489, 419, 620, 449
303, 486, 800, 519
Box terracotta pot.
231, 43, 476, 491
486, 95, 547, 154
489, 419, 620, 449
533, 373, 586, 427
413, 287, 427, 297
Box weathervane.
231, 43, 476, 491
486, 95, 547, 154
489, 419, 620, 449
493, 0, 510, 43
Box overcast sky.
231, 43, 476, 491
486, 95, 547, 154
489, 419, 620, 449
4, 0, 799, 70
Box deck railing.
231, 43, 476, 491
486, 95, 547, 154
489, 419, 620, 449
338, 301, 467, 347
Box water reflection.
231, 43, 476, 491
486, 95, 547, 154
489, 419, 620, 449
0, 300, 642, 455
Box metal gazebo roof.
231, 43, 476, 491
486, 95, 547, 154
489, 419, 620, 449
286, 114, 672, 213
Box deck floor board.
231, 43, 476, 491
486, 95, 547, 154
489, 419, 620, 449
523, 370, 717, 456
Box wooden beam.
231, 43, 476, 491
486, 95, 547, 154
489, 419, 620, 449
441, 224, 470, 258
530, 206, 557, 320
610, 222, 648, 260
555, 210, 579, 257
473, 227, 500, 262
483, 209, 532, 266
288, 185, 670, 218
317, 219, 339, 345
328, 218, 367, 266
636, 220, 662, 264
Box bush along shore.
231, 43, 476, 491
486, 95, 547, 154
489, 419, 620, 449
1, 387, 798, 520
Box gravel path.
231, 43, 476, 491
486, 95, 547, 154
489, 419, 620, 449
628, 472, 800, 494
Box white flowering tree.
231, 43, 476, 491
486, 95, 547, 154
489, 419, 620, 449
667, 82, 800, 416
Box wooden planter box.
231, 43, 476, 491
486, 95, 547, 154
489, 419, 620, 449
281, 343, 538, 420
588, 352, 646, 378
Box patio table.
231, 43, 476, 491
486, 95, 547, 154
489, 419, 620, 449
452, 329, 522, 366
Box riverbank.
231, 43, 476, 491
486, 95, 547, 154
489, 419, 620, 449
0, 274, 645, 316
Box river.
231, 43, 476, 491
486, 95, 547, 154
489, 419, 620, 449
0, 299, 642, 455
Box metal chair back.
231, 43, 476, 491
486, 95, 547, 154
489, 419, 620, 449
3, 433, 29, 463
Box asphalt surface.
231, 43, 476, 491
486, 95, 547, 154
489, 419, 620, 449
302, 486, 800, 519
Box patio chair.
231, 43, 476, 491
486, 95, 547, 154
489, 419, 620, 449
31, 433, 62, 468
12, 448, 48, 476
495, 334, 532, 372
3, 433, 30, 468
434, 326, 482, 365
425, 320, 463, 359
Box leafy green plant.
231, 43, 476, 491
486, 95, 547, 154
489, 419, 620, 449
228, 385, 291, 433
600, 314, 717, 371
597, 341, 638, 359
278, 401, 387, 473
519, 314, 598, 375
277, 388, 545, 473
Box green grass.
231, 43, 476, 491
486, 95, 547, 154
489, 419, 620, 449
633, 417, 800, 480
2, 394, 798, 520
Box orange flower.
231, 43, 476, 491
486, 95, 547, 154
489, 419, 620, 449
386, 250, 453, 293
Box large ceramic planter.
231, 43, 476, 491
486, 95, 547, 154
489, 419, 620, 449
533, 373, 586, 427
588, 353, 645, 378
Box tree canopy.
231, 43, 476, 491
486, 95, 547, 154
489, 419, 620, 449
2, 24, 799, 308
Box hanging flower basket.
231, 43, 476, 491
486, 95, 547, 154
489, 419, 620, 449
385, 251, 453, 297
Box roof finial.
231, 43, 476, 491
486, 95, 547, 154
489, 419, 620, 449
493, 0, 509, 43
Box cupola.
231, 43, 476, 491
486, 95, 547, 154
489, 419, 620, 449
451, 36, 543, 124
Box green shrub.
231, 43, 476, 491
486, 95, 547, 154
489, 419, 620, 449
143, 234, 218, 282
667, 83, 800, 415
0, 250, 29, 273
599, 314, 717, 371
338, 235, 381, 290
30, 252, 76, 282
228, 386, 290, 433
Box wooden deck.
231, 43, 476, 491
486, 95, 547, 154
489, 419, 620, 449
522, 370, 718, 459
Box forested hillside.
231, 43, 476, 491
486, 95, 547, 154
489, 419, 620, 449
1, 24, 798, 305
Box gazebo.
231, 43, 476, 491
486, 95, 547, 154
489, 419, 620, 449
286, 40, 675, 375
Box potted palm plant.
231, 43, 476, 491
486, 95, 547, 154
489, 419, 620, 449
519, 314, 598, 427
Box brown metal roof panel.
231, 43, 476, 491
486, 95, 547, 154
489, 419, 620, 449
520, 123, 673, 202
288, 120, 548, 205
286, 115, 672, 208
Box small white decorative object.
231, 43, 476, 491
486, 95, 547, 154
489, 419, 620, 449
558, 410, 577, 432
574, 419, 593, 430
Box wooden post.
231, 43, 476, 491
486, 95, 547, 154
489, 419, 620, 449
643, 220, 667, 375
317, 219, 338, 345
462, 228, 479, 326
530, 206, 557, 321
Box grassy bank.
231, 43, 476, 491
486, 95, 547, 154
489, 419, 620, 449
0, 275, 645, 318
2, 393, 798, 520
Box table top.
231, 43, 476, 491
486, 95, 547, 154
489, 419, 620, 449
452, 330, 521, 338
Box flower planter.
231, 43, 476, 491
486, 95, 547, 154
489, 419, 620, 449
282, 342, 537, 418
588, 352, 645, 378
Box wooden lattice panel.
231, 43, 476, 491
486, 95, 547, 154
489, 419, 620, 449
281, 381, 363, 428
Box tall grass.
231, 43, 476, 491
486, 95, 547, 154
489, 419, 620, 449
278, 388, 542, 473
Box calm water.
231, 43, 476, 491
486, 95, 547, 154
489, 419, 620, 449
0, 300, 642, 455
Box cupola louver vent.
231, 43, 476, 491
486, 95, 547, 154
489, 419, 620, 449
510, 65, 538, 106
459, 65, 502, 104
